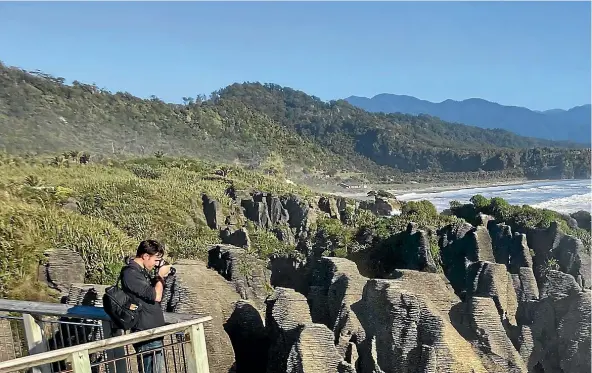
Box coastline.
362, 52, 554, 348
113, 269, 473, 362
322, 178, 538, 199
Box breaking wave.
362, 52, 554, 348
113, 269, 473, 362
397, 179, 591, 213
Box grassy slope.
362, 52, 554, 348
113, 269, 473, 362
0, 154, 311, 299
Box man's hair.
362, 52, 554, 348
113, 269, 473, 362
136, 240, 165, 258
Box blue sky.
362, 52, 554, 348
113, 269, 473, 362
0, 1, 589, 111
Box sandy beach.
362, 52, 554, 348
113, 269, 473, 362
322, 178, 543, 200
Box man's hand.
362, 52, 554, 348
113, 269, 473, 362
158, 264, 172, 278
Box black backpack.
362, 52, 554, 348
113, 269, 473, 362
103, 268, 141, 330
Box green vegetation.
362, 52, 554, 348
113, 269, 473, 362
1, 62, 590, 300
0, 154, 310, 298
1, 63, 590, 186
450, 195, 591, 250
217, 83, 591, 178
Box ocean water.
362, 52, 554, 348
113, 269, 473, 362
396, 179, 592, 214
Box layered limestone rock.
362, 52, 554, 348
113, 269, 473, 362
466, 261, 519, 326
463, 297, 527, 373
207, 244, 271, 313
529, 290, 591, 372
439, 222, 494, 297
538, 270, 582, 300
488, 222, 513, 266
509, 233, 533, 272
511, 267, 539, 325
355, 223, 438, 278
38, 248, 86, 296
265, 287, 313, 373
286, 323, 356, 373
526, 222, 591, 289
466, 226, 495, 263
404, 223, 438, 273
353, 278, 488, 373
307, 258, 367, 358
163, 259, 240, 373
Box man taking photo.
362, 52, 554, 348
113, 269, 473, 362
121, 240, 172, 373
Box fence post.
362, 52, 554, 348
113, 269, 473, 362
22, 313, 51, 373
186, 323, 209, 373
69, 350, 92, 373
102, 321, 128, 373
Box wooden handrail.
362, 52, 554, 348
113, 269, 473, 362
0, 316, 212, 372
0, 298, 198, 324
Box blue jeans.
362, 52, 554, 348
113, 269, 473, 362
135, 339, 164, 373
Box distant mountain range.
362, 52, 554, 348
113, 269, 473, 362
345, 94, 591, 145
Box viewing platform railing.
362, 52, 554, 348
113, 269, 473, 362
0, 299, 211, 373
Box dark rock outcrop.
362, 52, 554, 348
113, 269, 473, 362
529, 290, 591, 372
571, 210, 591, 231
220, 227, 251, 248
202, 194, 225, 229
223, 300, 269, 373
318, 196, 340, 219
267, 194, 290, 226
526, 222, 591, 289
207, 244, 271, 312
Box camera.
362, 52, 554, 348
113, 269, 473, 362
156, 259, 176, 277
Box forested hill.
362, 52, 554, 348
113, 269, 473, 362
216, 83, 590, 178
0, 62, 590, 181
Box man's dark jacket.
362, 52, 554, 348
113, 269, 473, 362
120, 259, 166, 331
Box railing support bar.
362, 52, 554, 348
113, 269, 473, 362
101, 321, 128, 373
22, 313, 51, 373
186, 323, 209, 373
69, 350, 91, 373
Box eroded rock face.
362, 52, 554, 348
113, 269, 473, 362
462, 297, 527, 373
286, 324, 356, 373
224, 300, 269, 373
318, 196, 340, 219
354, 279, 488, 373
220, 227, 251, 248
526, 222, 591, 289
466, 226, 495, 263
466, 261, 519, 326
530, 290, 591, 372
283, 195, 313, 230
439, 223, 494, 297
308, 258, 367, 358
241, 198, 272, 229
38, 248, 86, 296
265, 287, 313, 373
163, 259, 239, 373
207, 244, 271, 313
509, 233, 533, 272
538, 270, 582, 301
359, 196, 401, 217
267, 194, 290, 226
